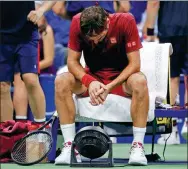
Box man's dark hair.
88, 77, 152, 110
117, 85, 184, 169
80, 6, 109, 36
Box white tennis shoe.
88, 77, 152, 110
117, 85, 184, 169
181, 119, 188, 141
128, 142, 147, 166
55, 141, 81, 165
157, 132, 180, 145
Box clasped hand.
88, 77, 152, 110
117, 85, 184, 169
88, 81, 110, 106
27, 8, 44, 25
27, 9, 47, 34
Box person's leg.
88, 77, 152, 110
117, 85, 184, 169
123, 72, 148, 165
170, 37, 187, 105
17, 36, 46, 122
170, 77, 180, 105
0, 44, 15, 122
22, 73, 46, 121
55, 73, 86, 125
54, 72, 86, 164
13, 73, 28, 121
159, 37, 181, 105
0, 82, 13, 122
124, 72, 149, 129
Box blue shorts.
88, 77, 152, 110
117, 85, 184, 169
0, 37, 39, 82
159, 36, 188, 77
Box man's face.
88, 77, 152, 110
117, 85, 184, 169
86, 18, 109, 45
87, 29, 108, 45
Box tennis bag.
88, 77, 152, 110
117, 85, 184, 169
0, 120, 28, 162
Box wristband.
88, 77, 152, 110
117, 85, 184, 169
147, 28, 154, 36
81, 74, 97, 88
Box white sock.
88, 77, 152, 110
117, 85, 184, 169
16, 115, 27, 120
34, 118, 46, 123
61, 123, 75, 143
133, 126, 146, 144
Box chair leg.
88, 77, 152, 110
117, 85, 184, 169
151, 119, 156, 154
146, 118, 161, 162
47, 118, 59, 162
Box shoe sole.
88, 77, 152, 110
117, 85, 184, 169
55, 163, 70, 165
128, 161, 147, 166
55, 159, 82, 165
55, 161, 82, 165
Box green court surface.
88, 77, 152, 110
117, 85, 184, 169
1, 144, 187, 169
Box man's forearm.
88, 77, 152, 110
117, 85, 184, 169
38, 1, 56, 14
52, 1, 71, 20
146, 1, 160, 28
118, 1, 131, 12
108, 64, 140, 91
68, 60, 86, 81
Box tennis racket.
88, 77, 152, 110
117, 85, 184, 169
11, 111, 58, 166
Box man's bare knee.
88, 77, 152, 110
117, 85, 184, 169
55, 73, 75, 95
0, 82, 11, 94
129, 73, 148, 96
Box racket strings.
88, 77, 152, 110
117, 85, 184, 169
12, 132, 52, 164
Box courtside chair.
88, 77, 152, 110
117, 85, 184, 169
55, 42, 173, 162
27, 42, 172, 162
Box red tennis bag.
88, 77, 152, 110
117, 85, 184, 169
0, 120, 28, 162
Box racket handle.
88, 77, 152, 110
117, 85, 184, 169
54, 111, 58, 117
38, 111, 58, 131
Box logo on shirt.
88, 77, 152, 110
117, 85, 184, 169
127, 41, 136, 48
110, 37, 117, 44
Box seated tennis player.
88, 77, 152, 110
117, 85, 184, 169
55, 6, 149, 166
